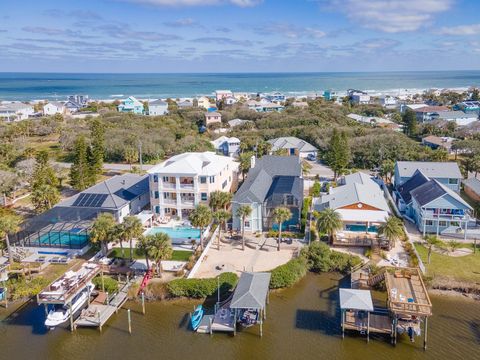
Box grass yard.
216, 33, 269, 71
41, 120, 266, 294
415, 243, 480, 283
109, 247, 192, 262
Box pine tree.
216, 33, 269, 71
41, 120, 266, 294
70, 135, 91, 191
402, 109, 418, 137
30, 151, 60, 212
89, 118, 105, 183
326, 128, 350, 179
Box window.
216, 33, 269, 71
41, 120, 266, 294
154, 191, 159, 199
163, 193, 168, 199
222, 180, 227, 189
209, 176, 215, 183
162, 176, 169, 182
201, 193, 208, 201
200, 176, 207, 184
154, 206, 160, 214
448, 178, 458, 184
425, 220, 433, 226
285, 195, 294, 205
244, 221, 250, 228
439, 221, 447, 227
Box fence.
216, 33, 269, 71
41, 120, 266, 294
187, 225, 219, 279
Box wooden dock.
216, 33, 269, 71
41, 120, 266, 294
74, 281, 131, 330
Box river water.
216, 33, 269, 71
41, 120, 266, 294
0, 273, 478, 360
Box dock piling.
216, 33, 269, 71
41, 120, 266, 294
69, 301, 74, 332
423, 317, 428, 351
141, 292, 145, 315
128, 309, 132, 335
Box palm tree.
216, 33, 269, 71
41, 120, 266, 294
189, 205, 212, 250
425, 235, 440, 264
137, 235, 151, 269
213, 209, 230, 251
272, 207, 292, 251
236, 204, 252, 251
89, 213, 117, 255
120, 216, 144, 261
146, 232, 173, 278
448, 240, 461, 254
378, 216, 404, 248
316, 208, 343, 243
0, 212, 21, 265
209, 191, 233, 211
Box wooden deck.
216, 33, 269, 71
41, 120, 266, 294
333, 235, 375, 247
344, 311, 392, 334
74, 281, 131, 329
384, 268, 432, 317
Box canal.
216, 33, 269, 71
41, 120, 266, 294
0, 273, 478, 360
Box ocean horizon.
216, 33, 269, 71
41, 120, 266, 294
1, 70, 480, 101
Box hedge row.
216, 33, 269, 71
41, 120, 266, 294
166, 272, 238, 298
269, 257, 308, 289
93, 276, 119, 294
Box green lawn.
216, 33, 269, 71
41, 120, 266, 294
414, 243, 480, 283
108, 247, 192, 262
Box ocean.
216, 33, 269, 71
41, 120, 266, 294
1, 71, 480, 101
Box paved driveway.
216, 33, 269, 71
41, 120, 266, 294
304, 159, 334, 180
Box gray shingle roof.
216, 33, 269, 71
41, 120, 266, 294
410, 179, 472, 209
268, 137, 317, 153
397, 169, 430, 204
396, 161, 462, 180
233, 156, 302, 204
59, 174, 148, 210
230, 272, 271, 309
149, 99, 167, 105
339, 289, 374, 311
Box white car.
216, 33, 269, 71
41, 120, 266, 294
307, 153, 317, 161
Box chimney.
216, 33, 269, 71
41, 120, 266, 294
250, 155, 256, 169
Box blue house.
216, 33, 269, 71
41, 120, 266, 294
394, 170, 473, 237
118, 96, 144, 115
394, 161, 462, 192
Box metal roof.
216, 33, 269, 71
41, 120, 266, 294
230, 272, 271, 310
395, 161, 462, 180
339, 289, 374, 311
397, 169, 430, 204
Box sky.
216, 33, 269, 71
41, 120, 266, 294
1, 0, 480, 73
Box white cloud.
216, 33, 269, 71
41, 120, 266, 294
325, 0, 452, 33
438, 23, 480, 35
120, 0, 262, 7
253, 23, 325, 39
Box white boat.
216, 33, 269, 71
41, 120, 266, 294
45, 283, 95, 328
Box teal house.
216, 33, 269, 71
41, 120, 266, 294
118, 96, 144, 114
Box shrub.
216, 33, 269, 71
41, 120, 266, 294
93, 276, 119, 294
166, 272, 238, 298
302, 241, 362, 274
269, 257, 308, 289
364, 248, 373, 259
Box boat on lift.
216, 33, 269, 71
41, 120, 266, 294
190, 305, 204, 331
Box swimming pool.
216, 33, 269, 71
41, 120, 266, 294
34, 231, 89, 249
345, 224, 379, 233
144, 227, 201, 243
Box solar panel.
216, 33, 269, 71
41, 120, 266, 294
72, 193, 108, 208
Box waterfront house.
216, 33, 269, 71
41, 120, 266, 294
268, 137, 318, 158
13, 173, 149, 249
246, 100, 284, 113
463, 177, 480, 202
379, 95, 397, 107
323, 89, 337, 101
147, 152, 239, 219
421, 136, 456, 154
43, 101, 66, 116
205, 111, 222, 126
210, 136, 241, 157
148, 99, 169, 116
232, 156, 303, 233
457, 101, 480, 111
223, 96, 237, 106
394, 161, 462, 192
350, 92, 370, 105
67, 95, 89, 107
314, 172, 390, 233
0, 102, 35, 121
118, 96, 144, 115
266, 92, 286, 103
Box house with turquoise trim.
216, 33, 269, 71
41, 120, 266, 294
118, 96, 144, 115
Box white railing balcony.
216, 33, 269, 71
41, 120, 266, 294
421, 210, 470, 221
162, 182, 177, 189
179, 183, 194, 190
163, 199, 178, 205
181, 199, 195, 206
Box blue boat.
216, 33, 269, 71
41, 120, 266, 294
0, 288, 5, 301
190, 305, 204, 331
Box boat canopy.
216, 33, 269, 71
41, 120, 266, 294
339, 288, 374, 312
230, 272, 271, 310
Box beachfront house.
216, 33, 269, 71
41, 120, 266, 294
205, 111, 222, 126
266, 92, 286, 103
350, 91, 370, 105
148, 152, 239, 219
232, 156, 303, 233
210, 136, 241, 157
197, 96, 213, 109
379, 95, 397, 107
43, 101, 66, 116
118, 96, 144, 115
246, 100, 284, 113
268, 136, 318, 158
394, 161, 462, 192
148, 99, 169, 116
215, 90, 233, 102
0, 102, 35, 121
314, 172, 390, 234
177, 100, 193, 109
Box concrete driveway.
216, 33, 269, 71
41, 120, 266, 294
304, 159, 334, 180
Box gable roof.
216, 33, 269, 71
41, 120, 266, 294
58, 173, 148, 210
233, 156, 302, 204
147, 151, 237, 176
265, 176, 303, 203
230, 272, 271, 309
268, 137, 317, 153
149, 99, 167, 106
395, 161, 462, 180
397, 169, 430, 204
410, 179, 472, 209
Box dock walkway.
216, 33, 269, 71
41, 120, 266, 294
74, 280, 131, 330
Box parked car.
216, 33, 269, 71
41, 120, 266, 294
307, 153, 317, 161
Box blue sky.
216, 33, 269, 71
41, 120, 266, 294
1, 0, 480, 72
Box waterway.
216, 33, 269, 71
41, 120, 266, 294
0, 273, 478, 360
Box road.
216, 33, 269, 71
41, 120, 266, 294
54, 162, 154, 171
304, 159, 334, 179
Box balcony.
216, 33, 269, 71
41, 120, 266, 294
421, 209, 470, 221
162, 182, 176, 190
179, 183, 194, 190
180, 199, 195, 207
163, 198, 178, 205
